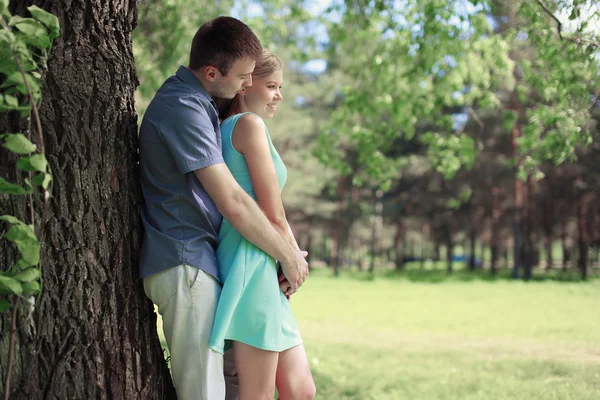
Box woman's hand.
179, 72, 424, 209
278, 265, 293, 300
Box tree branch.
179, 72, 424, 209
535, 0, 564, 40
535, 0, 599, 48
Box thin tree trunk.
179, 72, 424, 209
543, 198, 554, 271
577, 189, 589, 280
444, 223, 453, 274
394, 222, 405, 271
522, 178, 534, 280
1, 1, 175, 399
331, 231, 340, 276
512, 96, 523, 279
369, 190, 383, 273
490, 187, 500, 274
561, 221, 570, 271
468, 229, 477, 271
545, 236, 553, 271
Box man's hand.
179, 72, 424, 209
279, 248, 308, 293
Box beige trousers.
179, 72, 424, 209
144, 265, 238, 400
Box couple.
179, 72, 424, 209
138, 16, 316, 400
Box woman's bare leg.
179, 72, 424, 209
233, 341, 279, 400
275, 345, 316, 400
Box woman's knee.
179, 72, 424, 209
283, 378, 315, 400
302, 378, 316, 400
240, 388, 275, 400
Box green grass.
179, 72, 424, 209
156, 268, 600, 399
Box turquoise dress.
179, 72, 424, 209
209, 112, 303, 354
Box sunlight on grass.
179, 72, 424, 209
155, 268, 600, 399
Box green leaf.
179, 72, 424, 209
8, 15, 25, 26
28, 6, 60, 40
17, 154, 48, 172
32, 172, 52, 189
0, 215, 24, 225
22, 280, 41, 295
0, 177, 32, 195
2, 133, 37, 154
3, 223, 40, 266
15, 267, 41, 282
12, 258, 30, 272
0, 298, 10, 313
13, 19, 46, 38
0, 0, 9, 17
0, 71, 40, 98
17, 29, 51, 50
0, 275, 23, 296
42, 173, 52, 190
4, 94, 18, 108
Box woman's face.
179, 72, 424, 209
243, 69, 283, 119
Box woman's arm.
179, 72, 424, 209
232, 114, 300, 251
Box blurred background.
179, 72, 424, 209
133, 1, 600, 398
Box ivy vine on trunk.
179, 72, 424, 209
0, 3, 57, 398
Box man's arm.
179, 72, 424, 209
195, 164, 308, 291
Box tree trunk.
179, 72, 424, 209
394, 222, 405, 271
331, 233, 340, 276
511, 99, 523, 280
369, 191, 383, 273
577, 191, 589, 280
1, 1, 175, 399
490, 187, 500, 275
433, 242, 440, 261
543, 198, 554, 271
444, 223, 453, 274
468, 229, 477, 271
522, 179, 534, 280
561, 222, 570, 271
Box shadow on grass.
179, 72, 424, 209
322, 263, 599, 284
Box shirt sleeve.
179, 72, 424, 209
160, 96, 224, 174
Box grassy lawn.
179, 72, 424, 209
156, 267, 600, 399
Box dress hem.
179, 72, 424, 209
209, 338, 303, 355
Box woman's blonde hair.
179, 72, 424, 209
252, 49, 283, 78
216, 50, 283, 118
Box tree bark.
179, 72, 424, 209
1, 1, 175, 399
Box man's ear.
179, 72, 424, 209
204, 66, 219, 82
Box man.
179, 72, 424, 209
138, 16, 309, 400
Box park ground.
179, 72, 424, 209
157, 265, 600, 399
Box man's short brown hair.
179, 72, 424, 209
189, 16, 262, 76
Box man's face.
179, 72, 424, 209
213, 57, 256, 99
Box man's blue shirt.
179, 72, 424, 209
139, 66, 224, 281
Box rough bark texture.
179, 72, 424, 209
1, 1, 176, 399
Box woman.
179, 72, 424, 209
209, 50, 316, 400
